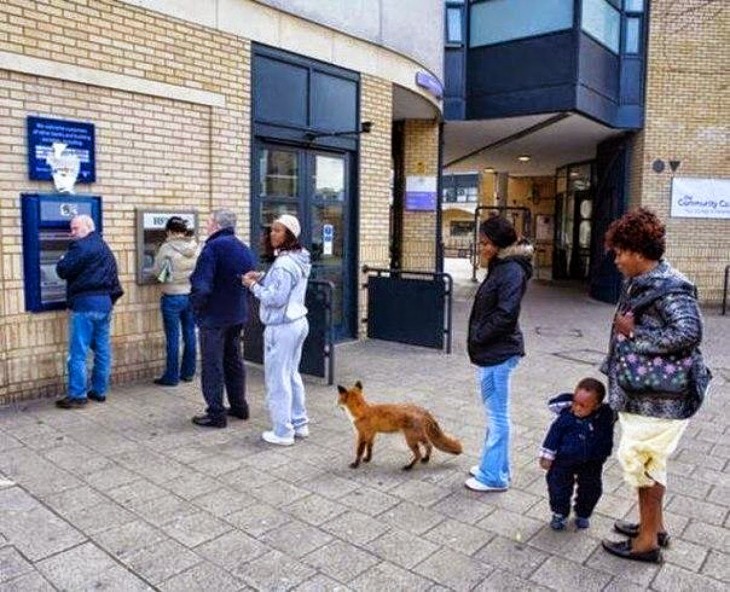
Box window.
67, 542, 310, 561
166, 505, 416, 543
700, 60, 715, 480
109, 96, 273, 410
624, 0, 644, 12
470, 0, 573, 47
581, 0, 621, 53
625, 17, 641, 54
446, 6, 463, 45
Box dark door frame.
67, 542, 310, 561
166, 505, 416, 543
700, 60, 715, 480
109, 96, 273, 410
251, 139, 357, 340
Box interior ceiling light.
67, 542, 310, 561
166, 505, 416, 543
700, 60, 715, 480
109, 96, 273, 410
483, 167, 495, 173
517, 155, 531, 162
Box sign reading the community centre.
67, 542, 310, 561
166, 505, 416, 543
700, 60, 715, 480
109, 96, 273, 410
670, 177, 730, 219
27, 116, 96, 183
405, 176, 437, 211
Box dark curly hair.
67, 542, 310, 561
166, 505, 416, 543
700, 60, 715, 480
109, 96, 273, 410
604, 207, 665, 261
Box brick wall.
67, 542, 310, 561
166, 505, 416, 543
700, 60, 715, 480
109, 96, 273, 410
402, 119, 439, 271
358, 74, 392, 334
0, 0, 250, 402
632, 0, 729, 303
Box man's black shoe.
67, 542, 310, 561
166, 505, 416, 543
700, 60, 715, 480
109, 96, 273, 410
227, 407, 249, 420
87, 391, 106, 402
55, 397, 88, 409
180, 376, 194, 383
602, 539, 662, 564
154, 378, 178, 387
191, 414, 227, 428
613, 520, 670, 547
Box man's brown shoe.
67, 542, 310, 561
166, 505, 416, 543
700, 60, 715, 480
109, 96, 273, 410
55, 397, 88, 409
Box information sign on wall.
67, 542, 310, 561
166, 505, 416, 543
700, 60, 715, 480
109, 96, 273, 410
27, 116, 96, 183
405, 176, 437, 211
670, 177, 730, 219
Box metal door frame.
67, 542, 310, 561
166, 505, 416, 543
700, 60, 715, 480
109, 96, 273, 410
251, 140, 356, 340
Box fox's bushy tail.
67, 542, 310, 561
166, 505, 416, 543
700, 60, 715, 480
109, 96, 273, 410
424, 414, 462, 455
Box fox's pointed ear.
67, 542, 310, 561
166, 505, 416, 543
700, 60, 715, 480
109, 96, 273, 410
355, 380, 363, 390
337, 385, 347, 394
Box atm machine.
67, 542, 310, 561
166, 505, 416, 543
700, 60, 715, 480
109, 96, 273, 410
21, 193, 102, 312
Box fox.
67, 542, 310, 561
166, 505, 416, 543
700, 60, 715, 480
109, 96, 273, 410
336, 381, 463, 471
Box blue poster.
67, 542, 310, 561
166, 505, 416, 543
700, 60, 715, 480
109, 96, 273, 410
27, 116, 96, 183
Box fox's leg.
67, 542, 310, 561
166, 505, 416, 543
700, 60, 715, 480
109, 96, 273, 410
363, 438, 374, 462
421, 439, 432, 464
351, 437, 367, 468
402, 433, 422, 471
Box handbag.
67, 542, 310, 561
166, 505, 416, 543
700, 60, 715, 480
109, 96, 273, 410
156, 258, 173, 283
614, 336, 693, 395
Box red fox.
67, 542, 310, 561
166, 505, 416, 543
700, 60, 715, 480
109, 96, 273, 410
336, 381, 463, 470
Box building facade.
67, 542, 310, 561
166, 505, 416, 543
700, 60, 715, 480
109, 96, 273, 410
443, 0, 728, 303
0, 0, 444, 403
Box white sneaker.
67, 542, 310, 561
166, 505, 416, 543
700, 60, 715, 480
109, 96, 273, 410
262, 431, 294, 446
464, 477, 508, 492
294, 426, 309, 439
469, 465, 479, 477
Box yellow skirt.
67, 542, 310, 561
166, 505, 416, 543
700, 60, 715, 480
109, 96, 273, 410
617, 412, 688, 488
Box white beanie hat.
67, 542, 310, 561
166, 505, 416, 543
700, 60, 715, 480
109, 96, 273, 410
275, 214, 301, 238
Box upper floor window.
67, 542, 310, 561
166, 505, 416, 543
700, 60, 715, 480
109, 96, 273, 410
582, 0, 621, 53
446, 6, 464, 45
470, 0, 573, 48
624, 0, 644, 12
624, 17, 641, 54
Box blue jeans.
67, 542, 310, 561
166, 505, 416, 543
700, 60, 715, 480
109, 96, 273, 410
160, 294, 196, 383
473, 356, 520, 488
67, 311, 112, 399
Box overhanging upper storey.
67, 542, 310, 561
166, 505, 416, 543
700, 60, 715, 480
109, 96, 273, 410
445, 0, 647, 130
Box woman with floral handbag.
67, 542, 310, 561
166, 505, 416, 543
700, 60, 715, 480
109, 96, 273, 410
600, 208, 711, 564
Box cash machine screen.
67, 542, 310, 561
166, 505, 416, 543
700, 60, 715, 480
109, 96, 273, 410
38, 230, 70, 305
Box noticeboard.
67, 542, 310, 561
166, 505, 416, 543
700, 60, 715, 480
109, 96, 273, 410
27, 116, 96, 183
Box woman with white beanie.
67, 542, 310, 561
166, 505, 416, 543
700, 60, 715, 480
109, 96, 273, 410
243, 214, 311, 445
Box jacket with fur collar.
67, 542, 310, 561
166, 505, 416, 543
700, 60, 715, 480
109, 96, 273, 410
467, 243, 533, 367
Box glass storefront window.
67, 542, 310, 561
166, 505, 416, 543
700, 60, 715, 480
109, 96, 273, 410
470, 0, 573, 48
581, 0, 621, 53
259, 149, 298, 198
314, 155, 345, 201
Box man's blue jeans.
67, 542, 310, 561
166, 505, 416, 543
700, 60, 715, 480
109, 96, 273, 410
473, 356, 521, 488
160, 294, 196, 384
67, 310, 112, 399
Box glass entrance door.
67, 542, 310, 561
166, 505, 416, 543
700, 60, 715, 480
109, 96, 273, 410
254, 143, 354, 339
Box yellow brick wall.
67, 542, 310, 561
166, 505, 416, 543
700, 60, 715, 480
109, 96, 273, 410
358, 74, 393, 333
632, 0, 729, 303
0, 0, 250, 402
402, 119, 439, 271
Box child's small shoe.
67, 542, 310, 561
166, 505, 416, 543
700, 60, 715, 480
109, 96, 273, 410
575, 516, 590, 529
550, 514, 568, 530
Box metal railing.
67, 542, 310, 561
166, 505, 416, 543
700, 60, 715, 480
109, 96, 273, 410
362, 266, 453, 353
722, 264, 730, 316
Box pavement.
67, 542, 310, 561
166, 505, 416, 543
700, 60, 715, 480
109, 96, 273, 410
0, 263, 728, 591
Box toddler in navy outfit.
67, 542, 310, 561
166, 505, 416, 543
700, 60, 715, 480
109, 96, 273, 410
539, 377, 615, 530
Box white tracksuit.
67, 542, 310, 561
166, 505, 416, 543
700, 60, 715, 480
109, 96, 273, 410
250, 249, 311, 438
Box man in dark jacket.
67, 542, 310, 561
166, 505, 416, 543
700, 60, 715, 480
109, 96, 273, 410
465, 216, 533, 492
55, 214, 123, 409
190, 209, 255, 428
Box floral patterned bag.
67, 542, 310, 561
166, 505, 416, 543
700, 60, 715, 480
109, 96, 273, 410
614, 335, 692, 394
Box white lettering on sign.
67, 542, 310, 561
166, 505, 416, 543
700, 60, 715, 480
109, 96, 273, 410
671, 178, 730, 219
142, 212, 196, 229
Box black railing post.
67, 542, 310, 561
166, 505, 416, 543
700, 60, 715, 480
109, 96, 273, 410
722, 264, 730, 316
